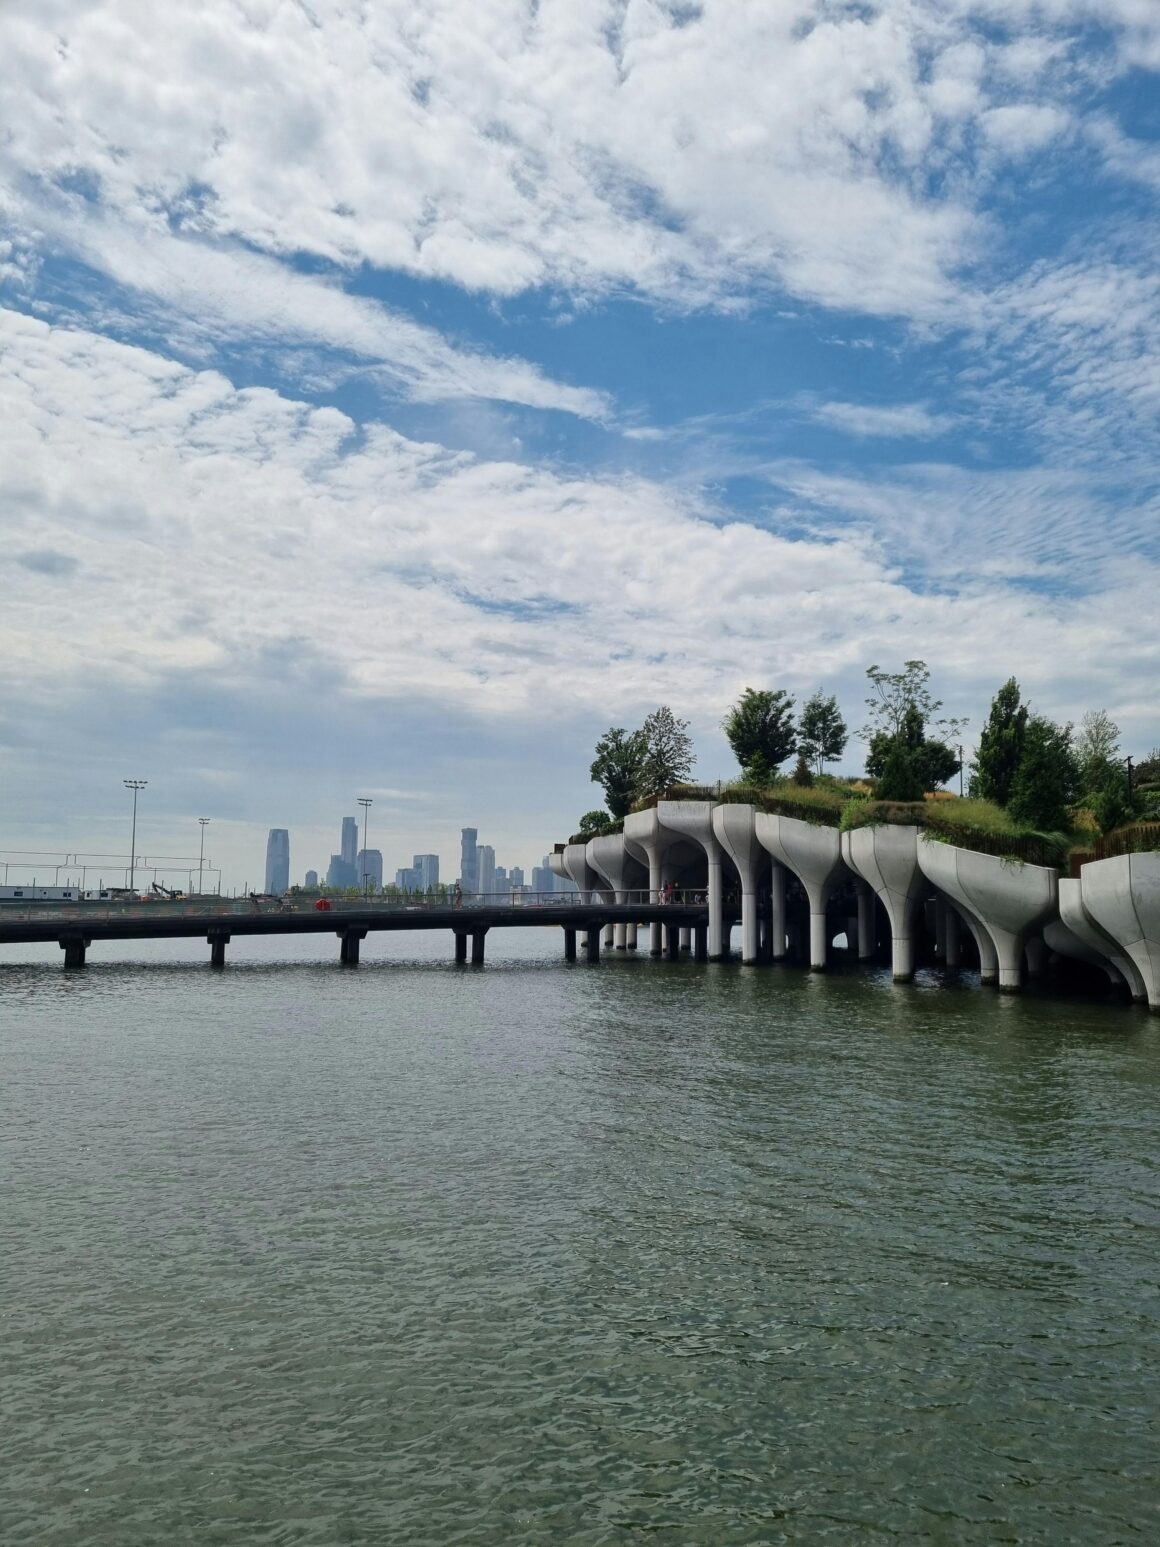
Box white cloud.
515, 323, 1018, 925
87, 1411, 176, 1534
2, 308, 1155, 736
4, 0, 1136, 324
809, 401, 956, 439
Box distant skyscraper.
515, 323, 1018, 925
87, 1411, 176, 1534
510, 866, 525, 890
304, 869, 319, 889
413, 854, 439, 892
395, 865, 419, 892
341, 816, 358, 867
265, 829, 290, 894
327, 854, 357, 890
460, 827, 478, 893
476, 844, 495, 896
532, 864, 554, 895
358, 849, 383, 890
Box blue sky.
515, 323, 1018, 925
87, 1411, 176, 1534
1, 0, 1158, 889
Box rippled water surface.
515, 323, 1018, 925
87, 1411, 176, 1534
3, 929, 1159, 1544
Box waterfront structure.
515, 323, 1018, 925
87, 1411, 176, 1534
460, 828, 478, 894
265, 829, 290, 895
8, 828, 1157, 1006
357, 849, 383, 891
304, 869, 318, 889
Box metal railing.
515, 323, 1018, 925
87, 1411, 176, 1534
0, 888, 712, 925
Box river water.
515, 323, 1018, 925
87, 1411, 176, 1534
3, 929, 1158, 1544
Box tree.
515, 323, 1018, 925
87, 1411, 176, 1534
873, 738, 926, 802
1008, 716, 1078, 831
637, 705, 696, 797
865, 704, 960, 792
590, 726, 648, 819
971, 678, 1028, 806
576, 809, 614, 839
798, 690, 848, 774
723, 688, 796, 782
1076, 709, 1121, 797
862, 660, 967, 745
791, 750, 815, 787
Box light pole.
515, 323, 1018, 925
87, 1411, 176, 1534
958, 745, 964, 798
197, 817, 210, 896
357, 796, 373, 896
124, 780, 147, 895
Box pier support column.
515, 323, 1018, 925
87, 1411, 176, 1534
563, 927, 577, 962
649, 857, 663, 955
60, 937, 88, 969
770, 866, 787, 960
585, 926, 601, 963
855, 882, 875, 960
1025, 935, 1048, 979
603, 922, 614, 949
694, 922, 708, 962
708, 854, 723, 960
208, 931, 230, 968
626, 922, 638, 950
339, 929, 366, 966
666, 924, 681, 961
944, 905, 962, 969
454, 931, 468, 964
934, 897, 947, 960
679, 926, 690, 953
614, 896, 627, 950
471, 928, 487, 965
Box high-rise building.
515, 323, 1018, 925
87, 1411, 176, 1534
395, 865, 419, 892
358, 849, 383, 890
460, 828, 478, 894
531, 864, 554, 895
327, 854, 357, 890
265, 829, 290, 894
413, 854, 439, 892
476, 844, 496, 896
341, 816, 358, 867
510, 866, 525, 890
304, 869, 319, 889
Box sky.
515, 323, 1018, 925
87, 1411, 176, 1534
1, 0, 1158, 891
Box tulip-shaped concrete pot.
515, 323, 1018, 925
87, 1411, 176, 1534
917, 837, 1058, 992
758, 813, 846, 970
623, 807, 703, 956
587, 833, 647, 949
655, 800, 725, 959
1058, 876, 1144, 1000
842, 824, 927, 982
712, 804, 763, 964
1080, 853, 1160, 1010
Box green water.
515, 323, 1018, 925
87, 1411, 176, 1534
3, 931, 1158, 1544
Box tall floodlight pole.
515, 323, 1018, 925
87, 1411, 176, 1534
198, 817, 210, 896
357, 797, 373, 895
124, 779, 147, 895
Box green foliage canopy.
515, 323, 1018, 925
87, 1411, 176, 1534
971, 677, 1027, 806
798, 690, 848, 773
722, 688, 796, 782
590, 726, 648, 819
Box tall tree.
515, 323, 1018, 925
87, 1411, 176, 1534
1008, 716, 1078, 831
798, 690, 848, 774
866, 704, 959, 792
638, 705, 696, 797
590, 726, 648, 819
1075, 709, 1121, 795
971, 677, 1028, 806
723, 688, 797, 782
863, 660, 967, 745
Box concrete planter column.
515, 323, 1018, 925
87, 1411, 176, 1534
916, 836, 1058, 993
842, 825, 927, 982
1058, 877, 1144, 999
759, 814, 847, 972
1080, 853, 1160, 1010
655, 801, 726, 960
712, 804, 763, 964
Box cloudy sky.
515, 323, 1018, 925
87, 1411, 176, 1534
1, 0, 1158, 890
